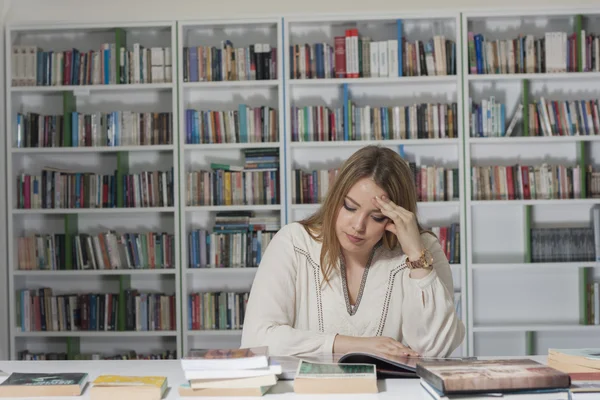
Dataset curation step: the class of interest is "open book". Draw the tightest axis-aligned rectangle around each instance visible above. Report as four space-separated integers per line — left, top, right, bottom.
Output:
337 352 477 379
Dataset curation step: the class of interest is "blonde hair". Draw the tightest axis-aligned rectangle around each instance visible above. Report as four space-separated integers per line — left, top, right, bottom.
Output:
298 145 427 284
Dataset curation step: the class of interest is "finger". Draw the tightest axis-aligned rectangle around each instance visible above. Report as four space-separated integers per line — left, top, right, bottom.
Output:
390 341 420 356
378 195 412 216
384 221 397 234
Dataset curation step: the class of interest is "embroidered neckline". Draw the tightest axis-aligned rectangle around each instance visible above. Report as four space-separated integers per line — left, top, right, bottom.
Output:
340 241 382 316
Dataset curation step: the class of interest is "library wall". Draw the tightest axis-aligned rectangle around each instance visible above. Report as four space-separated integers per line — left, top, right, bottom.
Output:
5 0 600 23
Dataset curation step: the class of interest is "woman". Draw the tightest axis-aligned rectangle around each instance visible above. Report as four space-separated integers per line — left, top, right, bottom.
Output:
240 145 464 358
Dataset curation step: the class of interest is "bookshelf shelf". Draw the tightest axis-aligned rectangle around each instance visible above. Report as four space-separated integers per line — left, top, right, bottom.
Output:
463 8 600 357
14 331 179 338
184 205 282 212
6 21 181 361
289 76 457 86
291 201 461 210
289 139 459 148
186 268 258 274
285 12 467 358
188 330 243 337
467 72 600 81
12 207 177 215
472 324 600 333
183 143 280 150
471 262 597 270
12 145 176 154
12 269 177 276
178 18 285 355
468 136 600 144
182 81 279 89
470 199 600 206
10 83 174 93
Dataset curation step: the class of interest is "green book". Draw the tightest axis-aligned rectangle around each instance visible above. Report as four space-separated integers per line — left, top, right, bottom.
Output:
296 360 375 378
294 360 378 394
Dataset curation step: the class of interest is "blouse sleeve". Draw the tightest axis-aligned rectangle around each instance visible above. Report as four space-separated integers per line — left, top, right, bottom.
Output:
400 232 465 357
240 224 337 357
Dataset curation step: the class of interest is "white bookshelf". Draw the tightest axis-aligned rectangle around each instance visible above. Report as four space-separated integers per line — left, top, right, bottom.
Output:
462 8 600 357
177 18 285 356
5 21 181 360
284 12 467 357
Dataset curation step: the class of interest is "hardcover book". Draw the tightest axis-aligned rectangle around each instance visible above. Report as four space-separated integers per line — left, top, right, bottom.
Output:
415 358 571 395
0 372 88 397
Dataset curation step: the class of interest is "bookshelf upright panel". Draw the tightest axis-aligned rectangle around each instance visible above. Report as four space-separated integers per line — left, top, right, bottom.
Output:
284 12 467 357
177 18 285 356
6 21 181 361
462 8 600 357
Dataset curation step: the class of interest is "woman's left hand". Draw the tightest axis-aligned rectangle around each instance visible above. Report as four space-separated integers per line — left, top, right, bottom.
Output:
373 195 423 260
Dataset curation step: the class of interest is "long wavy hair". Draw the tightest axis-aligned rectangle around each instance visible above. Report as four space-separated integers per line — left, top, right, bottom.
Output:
298 145 427 284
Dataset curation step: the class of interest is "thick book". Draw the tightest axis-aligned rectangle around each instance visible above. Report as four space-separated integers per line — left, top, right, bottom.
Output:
90 375 168 400
0 372 88 397
293 360 378 394
337 352 476 379
416 358 571 395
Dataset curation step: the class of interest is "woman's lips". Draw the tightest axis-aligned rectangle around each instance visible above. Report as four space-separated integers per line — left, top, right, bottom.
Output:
346 233 364 244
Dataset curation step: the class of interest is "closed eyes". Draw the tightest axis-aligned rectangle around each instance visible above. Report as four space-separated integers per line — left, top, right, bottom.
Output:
343 201 388 223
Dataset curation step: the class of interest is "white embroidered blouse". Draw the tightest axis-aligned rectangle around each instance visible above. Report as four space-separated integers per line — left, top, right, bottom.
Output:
240 222 465 357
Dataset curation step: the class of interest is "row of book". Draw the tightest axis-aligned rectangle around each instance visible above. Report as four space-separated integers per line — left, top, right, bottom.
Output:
468 32 577 75
525 98 600 137
530 227 597 263
188 228 277 269
16 96 600 148
16 111 173 148
470 164 600 201
186 148 280 206
429 223 461 265
17 231 175 271
291 165 459 204
290 102 459 142
184 106 278 144
188 291 249 331
17 288 176 332
468 31 600 75
470 97 600 138
182 43 276 82
18 350 177 360
186 169 279 207
16 168 175 209
289 24 455 79
11 44 173 87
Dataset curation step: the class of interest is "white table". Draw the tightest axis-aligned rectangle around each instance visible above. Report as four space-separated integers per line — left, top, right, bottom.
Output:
0 358 594 399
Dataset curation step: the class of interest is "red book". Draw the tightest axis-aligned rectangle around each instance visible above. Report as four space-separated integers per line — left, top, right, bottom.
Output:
334 36 346 78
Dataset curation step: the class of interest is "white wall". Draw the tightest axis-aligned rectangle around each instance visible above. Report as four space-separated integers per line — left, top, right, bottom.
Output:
5 0 600 23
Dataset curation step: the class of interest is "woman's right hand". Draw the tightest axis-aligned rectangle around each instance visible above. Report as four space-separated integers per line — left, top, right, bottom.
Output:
358 336 420 358
333 334 420 358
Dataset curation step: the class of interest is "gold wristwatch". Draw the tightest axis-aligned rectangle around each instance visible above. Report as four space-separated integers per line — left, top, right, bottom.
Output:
405 249 434 269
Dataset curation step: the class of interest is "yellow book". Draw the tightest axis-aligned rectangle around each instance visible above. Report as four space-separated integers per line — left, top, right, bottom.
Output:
91 375 167 400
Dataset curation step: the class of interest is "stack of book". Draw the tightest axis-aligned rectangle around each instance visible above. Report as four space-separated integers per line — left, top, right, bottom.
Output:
178 346 281 397
415 358 572 399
